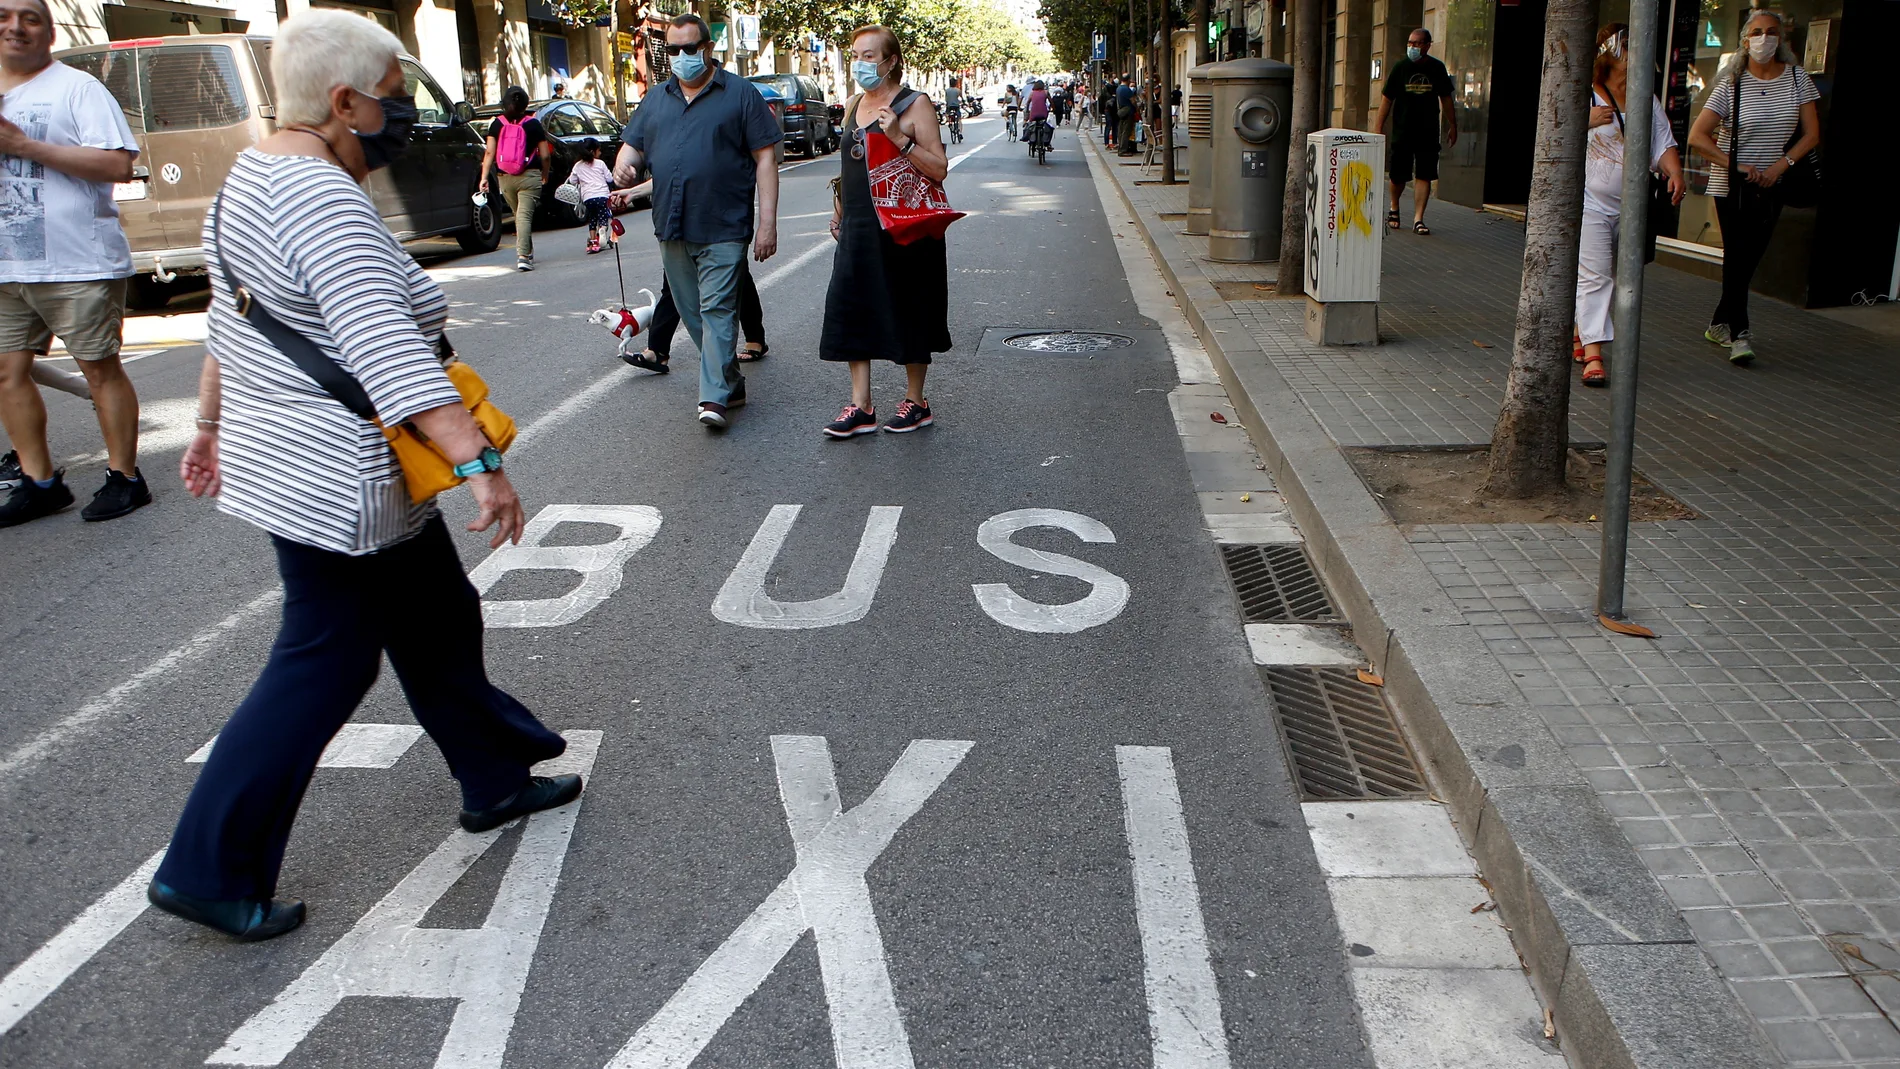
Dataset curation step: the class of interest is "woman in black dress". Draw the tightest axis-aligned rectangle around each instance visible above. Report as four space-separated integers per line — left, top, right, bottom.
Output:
819 25 951 438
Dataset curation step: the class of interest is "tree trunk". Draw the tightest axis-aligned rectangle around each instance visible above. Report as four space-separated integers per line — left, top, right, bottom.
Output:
1161 0 1176 182
1274 0 1323 294
1192 0 1208 66
1480 0 1595 497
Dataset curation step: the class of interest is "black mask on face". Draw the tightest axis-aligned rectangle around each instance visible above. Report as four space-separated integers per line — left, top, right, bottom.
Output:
358 94 419 171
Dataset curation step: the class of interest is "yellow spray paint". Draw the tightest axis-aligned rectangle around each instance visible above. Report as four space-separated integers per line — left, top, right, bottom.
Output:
1337 160 1376 238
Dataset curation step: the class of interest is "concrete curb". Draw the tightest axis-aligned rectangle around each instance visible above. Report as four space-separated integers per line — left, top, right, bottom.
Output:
1086 137 1780 1069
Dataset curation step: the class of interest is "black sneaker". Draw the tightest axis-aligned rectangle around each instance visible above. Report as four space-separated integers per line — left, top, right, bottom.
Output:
0 450 20 490
81 468 152 522
882 398 933 433
0 472 75 528
822 403 877 439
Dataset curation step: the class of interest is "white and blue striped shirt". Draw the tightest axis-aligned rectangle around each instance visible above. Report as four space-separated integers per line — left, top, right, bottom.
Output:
204 150 461 555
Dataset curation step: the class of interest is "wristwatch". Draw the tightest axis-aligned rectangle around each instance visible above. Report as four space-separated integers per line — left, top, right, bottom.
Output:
452 445 503 478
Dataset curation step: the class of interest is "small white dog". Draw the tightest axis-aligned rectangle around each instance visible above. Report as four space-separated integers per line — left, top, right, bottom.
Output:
588 288 657 362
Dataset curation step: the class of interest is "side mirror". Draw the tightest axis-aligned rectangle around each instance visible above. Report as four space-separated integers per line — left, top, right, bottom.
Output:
452 101 476 126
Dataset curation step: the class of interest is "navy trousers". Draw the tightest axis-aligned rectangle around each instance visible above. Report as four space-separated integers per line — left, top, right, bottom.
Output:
156 516 564 902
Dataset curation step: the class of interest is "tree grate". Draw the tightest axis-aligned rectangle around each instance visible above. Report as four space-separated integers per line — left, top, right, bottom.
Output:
1219 544 1337 623
1262 667 1427 800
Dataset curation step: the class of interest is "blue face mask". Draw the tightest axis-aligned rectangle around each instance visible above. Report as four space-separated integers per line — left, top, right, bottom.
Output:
672 50 707 83
1406 45 1423 61
852 60 885 91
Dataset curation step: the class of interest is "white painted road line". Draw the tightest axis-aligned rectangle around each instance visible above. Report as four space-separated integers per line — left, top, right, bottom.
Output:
0 849 163 1034
712 505 903 630
187 723 426 768
470 504 663 628
0 589 285 788
210 730 602 1067
946 129 1006 173
1244 623 1364 667
1116 746 1233 1069
609 735 972 1069
972 508 1129 634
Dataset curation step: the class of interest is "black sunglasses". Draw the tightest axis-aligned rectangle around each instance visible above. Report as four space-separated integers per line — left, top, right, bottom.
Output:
664 41 705 56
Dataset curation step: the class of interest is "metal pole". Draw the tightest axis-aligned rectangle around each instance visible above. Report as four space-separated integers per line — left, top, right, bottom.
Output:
1161 0 1176 183
1596 0 1658 636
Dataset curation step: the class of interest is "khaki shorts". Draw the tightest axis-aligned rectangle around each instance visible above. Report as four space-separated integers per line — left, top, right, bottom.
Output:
0 279 128 361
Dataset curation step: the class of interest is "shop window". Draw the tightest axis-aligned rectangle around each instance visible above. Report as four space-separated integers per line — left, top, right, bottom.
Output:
312 1 398 34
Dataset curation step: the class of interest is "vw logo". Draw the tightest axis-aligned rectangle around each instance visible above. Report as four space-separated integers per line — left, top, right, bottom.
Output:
160 163 182 185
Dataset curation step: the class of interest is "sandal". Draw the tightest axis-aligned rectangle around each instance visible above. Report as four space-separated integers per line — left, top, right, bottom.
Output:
1386 210 1401 230
1573 330 1586 364
737 341 770 363
1581 358 1607 387
1413 220 1432 235
623 348 670 374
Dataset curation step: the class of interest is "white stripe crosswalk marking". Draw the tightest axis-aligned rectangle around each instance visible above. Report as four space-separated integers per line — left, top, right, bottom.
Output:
209 730 603 1067
0 850 165 1035
186 723 425 768
1116 746 1233 1069
607 735 973 1069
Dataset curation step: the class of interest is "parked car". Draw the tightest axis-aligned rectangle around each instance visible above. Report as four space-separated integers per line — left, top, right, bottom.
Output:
745 73 835 157
56 34 501 297
472 97 643 225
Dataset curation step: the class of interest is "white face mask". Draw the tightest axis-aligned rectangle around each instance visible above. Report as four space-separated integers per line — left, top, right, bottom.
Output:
1747 34 1779 62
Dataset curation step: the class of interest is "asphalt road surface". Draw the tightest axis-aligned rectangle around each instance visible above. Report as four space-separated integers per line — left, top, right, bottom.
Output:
0 114 1374 1068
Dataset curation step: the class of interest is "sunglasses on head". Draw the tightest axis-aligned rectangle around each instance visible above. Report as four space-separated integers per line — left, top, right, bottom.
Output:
664 41 705 56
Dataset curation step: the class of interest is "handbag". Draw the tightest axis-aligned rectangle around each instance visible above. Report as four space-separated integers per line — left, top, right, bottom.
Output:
210 195 516 504
853 90 964 245
1606 90 1668 263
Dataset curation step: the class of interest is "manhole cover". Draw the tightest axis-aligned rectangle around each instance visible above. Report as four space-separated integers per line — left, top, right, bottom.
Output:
1003 331 1136 352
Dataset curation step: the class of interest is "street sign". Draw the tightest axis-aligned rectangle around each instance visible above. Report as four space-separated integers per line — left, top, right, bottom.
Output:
1092 32 1107 61
737 14 759 52
810 33 824 54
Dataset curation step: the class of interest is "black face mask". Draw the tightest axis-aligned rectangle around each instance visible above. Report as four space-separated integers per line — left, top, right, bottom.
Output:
358 94 419 171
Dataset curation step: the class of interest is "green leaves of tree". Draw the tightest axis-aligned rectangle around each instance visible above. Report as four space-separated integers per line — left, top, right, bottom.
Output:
764 0 1051 75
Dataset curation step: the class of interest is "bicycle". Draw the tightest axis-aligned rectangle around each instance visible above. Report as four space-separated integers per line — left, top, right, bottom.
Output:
1004 108 1018 141
947 111 964 144
1025 118 1049 164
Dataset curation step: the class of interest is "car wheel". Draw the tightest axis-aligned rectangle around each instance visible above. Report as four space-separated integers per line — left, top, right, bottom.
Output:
457 195 502 253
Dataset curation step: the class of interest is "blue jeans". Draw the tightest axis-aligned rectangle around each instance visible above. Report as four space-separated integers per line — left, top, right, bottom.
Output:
659 239 746 406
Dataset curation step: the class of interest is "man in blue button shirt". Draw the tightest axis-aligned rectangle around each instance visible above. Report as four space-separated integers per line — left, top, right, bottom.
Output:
614 13 781 429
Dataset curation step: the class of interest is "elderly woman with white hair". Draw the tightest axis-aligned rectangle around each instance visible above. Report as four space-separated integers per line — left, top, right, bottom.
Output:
1687 7 1820 366
147 9 581 942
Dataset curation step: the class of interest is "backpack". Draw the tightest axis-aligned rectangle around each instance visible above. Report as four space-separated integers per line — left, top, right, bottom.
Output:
496 115 532 175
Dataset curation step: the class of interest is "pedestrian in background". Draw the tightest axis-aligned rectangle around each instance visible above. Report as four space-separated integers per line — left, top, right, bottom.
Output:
1116 75 1138 156
1686 7 1819 366
1574 22 1685 388
1373 27 1456 234
1098 78 1117 146
151 10 578 943
479 86 552 272
613 13 780 430
628 266 769 372
566 137 613 254
819 24 950 439
0 0 147 529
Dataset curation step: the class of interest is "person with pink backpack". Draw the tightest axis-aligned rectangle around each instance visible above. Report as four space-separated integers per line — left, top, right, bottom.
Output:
477 86 551 271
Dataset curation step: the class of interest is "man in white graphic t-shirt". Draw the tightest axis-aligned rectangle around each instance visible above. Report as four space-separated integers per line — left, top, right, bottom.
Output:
0 0 145 528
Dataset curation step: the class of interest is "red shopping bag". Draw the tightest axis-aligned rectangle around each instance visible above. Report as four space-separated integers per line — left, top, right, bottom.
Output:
862 129 965 245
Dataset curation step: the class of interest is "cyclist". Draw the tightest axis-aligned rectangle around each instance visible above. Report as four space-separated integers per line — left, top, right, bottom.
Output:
1024 79 1051 153
942 76 964 143
1002 83 1021 140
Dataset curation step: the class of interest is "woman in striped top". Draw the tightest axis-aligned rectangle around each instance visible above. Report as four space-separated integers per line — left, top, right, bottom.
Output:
146 10 583 943
1687 8 1821 365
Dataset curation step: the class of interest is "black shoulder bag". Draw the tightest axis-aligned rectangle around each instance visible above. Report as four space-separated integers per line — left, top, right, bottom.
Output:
1606 88 1667 264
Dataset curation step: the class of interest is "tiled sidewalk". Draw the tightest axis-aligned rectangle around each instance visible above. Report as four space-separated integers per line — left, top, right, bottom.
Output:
1111 160 1900 1067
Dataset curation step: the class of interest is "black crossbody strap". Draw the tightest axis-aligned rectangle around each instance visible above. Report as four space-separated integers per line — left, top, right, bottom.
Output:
209 192 381 425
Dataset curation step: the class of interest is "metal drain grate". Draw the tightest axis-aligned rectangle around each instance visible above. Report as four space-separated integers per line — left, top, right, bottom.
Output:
1220 544 1337 622
1003 331 1136 353
1263 667 1427 800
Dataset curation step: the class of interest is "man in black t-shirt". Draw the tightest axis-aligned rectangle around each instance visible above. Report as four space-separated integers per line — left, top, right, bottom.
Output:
1373 28 1457 234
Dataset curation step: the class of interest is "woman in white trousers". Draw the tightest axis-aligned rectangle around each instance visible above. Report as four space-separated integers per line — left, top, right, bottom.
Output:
1576 22 1685 387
